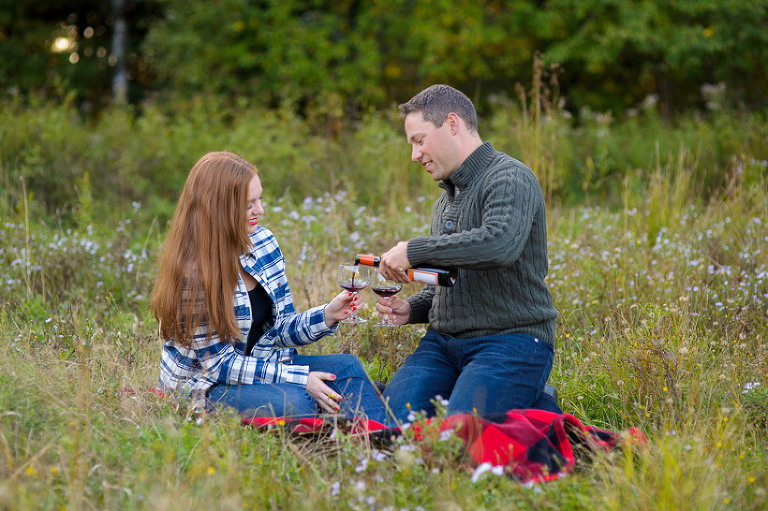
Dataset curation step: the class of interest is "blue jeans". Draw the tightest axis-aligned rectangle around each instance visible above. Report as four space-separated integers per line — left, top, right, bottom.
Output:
207 354 393 425
382 329 561 422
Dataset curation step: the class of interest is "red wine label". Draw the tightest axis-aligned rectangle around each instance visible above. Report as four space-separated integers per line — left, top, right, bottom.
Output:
357 254 379 266
408 268 439 286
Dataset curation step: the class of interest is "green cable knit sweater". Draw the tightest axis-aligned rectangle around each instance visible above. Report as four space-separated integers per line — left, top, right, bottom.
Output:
406 142 558 344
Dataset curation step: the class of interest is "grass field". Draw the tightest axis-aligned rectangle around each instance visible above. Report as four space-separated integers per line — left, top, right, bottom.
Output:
1 107 766 509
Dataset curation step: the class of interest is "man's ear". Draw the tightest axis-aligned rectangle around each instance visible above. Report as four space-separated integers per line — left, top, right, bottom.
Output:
446 112 460 135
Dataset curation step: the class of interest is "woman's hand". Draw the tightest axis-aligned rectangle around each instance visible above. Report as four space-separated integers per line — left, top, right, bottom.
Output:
306 371 342 414
374 294 411 326
324 290 364 327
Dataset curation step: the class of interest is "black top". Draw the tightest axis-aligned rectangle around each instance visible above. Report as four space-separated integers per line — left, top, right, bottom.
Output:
245 283 272 356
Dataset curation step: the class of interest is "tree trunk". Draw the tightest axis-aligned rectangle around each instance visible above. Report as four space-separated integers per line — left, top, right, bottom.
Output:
111 0 128 104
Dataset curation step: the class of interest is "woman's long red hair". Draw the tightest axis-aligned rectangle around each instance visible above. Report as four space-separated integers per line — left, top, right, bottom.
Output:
151 152 257 346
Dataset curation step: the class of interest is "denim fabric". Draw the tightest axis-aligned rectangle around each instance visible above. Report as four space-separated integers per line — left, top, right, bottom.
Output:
382 328 561 422
207 354 393 425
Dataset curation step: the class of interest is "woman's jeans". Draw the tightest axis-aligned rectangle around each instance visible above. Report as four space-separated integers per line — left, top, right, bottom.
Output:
382 329 561 423
207 354 393 426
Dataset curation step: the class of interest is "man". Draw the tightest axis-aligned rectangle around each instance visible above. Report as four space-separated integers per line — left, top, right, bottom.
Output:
376 84 561 422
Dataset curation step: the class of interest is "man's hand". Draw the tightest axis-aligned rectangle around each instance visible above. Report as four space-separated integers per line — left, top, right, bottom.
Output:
374 294 411 326
379 241 411 282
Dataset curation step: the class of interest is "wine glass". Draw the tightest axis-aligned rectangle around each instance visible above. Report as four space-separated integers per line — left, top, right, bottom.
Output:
371 271 403 327
337 263 370 324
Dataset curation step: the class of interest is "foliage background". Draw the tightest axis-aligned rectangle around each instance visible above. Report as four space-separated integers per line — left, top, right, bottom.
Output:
2 0 767 116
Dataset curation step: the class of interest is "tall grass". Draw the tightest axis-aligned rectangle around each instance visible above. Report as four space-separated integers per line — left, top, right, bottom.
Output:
2 77 766 226
1 142 766 508
1 82 767 508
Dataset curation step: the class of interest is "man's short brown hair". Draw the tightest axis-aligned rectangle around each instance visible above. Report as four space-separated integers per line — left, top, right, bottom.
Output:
398 84 478 133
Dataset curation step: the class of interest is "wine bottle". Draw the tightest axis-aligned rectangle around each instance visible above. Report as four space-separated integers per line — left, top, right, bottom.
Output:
355 253 457 287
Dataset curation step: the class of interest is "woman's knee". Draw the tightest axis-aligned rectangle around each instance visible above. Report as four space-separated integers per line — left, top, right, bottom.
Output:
324 354 366 377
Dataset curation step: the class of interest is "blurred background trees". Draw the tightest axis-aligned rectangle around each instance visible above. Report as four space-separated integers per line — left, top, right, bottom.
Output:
2 0 766 118
1 0 766 222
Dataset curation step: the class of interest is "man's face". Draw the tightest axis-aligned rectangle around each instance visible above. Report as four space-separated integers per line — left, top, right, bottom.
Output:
404 111 459 182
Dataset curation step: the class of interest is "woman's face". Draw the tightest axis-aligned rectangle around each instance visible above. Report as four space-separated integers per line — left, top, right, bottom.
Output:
246 174 264 234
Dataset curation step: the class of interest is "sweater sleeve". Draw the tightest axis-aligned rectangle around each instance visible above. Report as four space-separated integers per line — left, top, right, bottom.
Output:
407 164 540 270
406 286 435 324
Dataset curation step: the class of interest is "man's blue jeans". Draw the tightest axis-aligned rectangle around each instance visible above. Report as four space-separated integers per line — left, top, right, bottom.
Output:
382 328 561 422
207 354 393 425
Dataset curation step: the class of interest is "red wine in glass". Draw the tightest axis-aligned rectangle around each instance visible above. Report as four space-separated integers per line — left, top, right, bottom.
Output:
371 272 402 326
372 286 401 298
337 263 370 324
340 284 367 293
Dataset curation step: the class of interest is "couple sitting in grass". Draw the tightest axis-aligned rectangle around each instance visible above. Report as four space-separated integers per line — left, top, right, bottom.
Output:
150 85 561 426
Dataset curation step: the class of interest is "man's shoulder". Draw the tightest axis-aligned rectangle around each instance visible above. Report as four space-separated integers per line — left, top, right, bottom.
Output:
484 151 537 183
479 152 544 200
488 149 532 173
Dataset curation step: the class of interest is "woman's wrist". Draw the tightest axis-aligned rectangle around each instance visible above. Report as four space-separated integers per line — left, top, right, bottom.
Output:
323 304 337 328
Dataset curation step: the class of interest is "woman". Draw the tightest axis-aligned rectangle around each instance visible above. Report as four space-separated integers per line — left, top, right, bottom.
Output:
151 151 390 424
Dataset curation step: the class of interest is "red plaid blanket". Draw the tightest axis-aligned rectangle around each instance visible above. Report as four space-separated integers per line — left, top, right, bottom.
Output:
242 409 647 484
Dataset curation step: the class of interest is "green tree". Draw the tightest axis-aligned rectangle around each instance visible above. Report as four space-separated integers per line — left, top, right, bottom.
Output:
540 0 768 114
4 0 767 117
143 0 384 123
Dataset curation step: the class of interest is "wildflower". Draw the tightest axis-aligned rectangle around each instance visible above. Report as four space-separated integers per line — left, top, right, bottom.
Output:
439 429 454 441
355 458 368 473
331 481 341 497
471 462 505 483
371 450 387 462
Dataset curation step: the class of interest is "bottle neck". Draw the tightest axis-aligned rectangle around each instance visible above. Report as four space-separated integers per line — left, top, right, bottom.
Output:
355 254 380 267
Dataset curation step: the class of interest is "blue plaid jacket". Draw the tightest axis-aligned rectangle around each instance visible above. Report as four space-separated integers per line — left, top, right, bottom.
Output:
158 226 336 398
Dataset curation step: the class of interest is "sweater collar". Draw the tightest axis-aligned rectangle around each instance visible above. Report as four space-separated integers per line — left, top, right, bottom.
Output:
439 141 495 192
